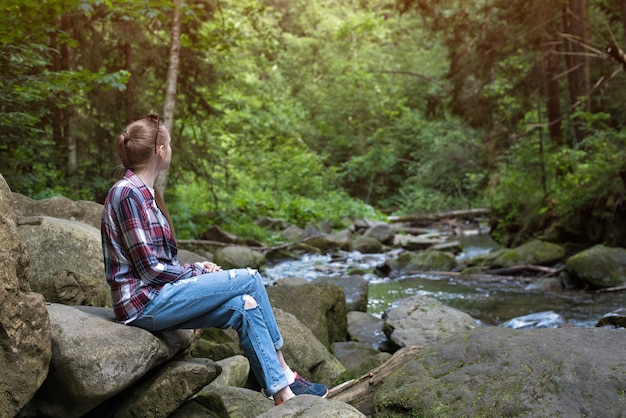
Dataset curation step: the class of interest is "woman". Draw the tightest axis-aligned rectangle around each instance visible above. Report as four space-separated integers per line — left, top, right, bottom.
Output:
100 114 327 405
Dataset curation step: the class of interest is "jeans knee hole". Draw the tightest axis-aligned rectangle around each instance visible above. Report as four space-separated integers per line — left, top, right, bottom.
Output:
243 294 257 310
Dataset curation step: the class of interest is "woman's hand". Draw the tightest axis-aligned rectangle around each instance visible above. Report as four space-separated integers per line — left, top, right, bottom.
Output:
200 261 222 272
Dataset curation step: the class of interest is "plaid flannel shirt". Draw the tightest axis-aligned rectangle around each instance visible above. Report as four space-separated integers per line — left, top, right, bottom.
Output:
101 169 204 323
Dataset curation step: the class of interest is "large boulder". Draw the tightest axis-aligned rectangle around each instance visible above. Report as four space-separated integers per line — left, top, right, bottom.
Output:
28 304 194 417
0 175 51 418
267 282 348 349
213 245 266 270
12 193 103 229
373 327 626 417
258 394 366 417
487 239 565 268
274 308 345 386
382 295 478 349
565 244 626 289
17 215 110 307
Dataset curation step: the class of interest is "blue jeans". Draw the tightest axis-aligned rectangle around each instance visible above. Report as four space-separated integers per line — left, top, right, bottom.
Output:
129 268 289 396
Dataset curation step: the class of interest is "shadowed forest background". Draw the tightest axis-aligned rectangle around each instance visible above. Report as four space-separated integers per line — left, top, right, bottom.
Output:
2 0 626 246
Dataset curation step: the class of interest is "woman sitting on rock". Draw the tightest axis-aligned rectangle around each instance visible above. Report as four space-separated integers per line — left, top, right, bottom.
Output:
100 114 327 405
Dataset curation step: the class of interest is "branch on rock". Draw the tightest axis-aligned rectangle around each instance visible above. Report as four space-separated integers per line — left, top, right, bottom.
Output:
327 345 423 416
485 264 565 277
596 285 626 293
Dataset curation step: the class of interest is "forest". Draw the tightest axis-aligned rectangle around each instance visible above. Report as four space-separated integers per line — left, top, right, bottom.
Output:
2 0 626 245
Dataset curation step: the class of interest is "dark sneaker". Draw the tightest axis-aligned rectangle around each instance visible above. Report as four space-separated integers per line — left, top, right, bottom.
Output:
289 372 328 398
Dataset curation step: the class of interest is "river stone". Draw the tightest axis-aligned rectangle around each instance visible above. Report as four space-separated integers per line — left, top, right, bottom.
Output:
394 250 458 273
565 244 626 289
12 192 103 229
313 274 369 312
373 327 626 417
0 175 52 418
488 239 565 268
306 229 353 253
274 308 345 386
363 221 395 244
596 308 626 328
213 245 266 269
352 234 384 253
211 355 250 387
193 384 273 417
106 358 221 418
30 304 193 418
347 311 390 351
382 295 478 348
16 215 111 307
258 394 366 418
267 282 348 349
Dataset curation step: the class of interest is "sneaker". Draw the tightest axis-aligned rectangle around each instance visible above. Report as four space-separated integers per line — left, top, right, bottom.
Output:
289 372 328 398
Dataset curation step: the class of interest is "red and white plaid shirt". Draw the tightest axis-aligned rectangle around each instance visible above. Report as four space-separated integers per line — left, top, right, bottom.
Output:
101 169 204 323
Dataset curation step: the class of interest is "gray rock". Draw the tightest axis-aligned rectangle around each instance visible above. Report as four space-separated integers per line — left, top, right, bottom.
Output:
566 244 626 289
258 394 366 417
352 234 383 254
306 229 352 253
0 176 51 418
387 250 457 274
12 192 103 229
281 224 304 241
596 308 626 328
274 308 345 386
267 282 348 349
211 355 250 387
347 311 389 351
17 215 111 307
110 358 221 418
193 384 273 417
374 327 626 417
331 341 383 370
213 245 266 269
489 239 565 268
363 221 395 244
382 295 478 348
314 275 369 313
29 304 193 418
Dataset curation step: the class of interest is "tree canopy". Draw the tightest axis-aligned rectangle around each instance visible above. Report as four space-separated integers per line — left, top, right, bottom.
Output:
2 0 626 244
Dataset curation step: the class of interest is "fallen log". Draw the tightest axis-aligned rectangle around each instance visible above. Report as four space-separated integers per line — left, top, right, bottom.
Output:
327 345 423 416
387 208 490 223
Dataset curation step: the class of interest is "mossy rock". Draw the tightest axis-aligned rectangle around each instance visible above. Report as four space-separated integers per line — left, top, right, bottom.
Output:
489 240 564 268
395 250 457 272
565 244 626 289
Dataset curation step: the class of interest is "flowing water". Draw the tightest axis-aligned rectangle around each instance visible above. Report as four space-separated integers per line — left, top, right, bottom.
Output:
263 234 626 328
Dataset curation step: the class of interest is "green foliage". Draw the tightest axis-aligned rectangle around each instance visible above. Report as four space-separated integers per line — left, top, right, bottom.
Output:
3 0 626 247
489 112 626 243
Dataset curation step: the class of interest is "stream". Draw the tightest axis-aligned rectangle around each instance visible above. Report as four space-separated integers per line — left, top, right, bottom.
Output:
262 233 626 328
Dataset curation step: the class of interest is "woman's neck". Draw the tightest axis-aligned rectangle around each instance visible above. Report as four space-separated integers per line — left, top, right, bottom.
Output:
133 166 160 189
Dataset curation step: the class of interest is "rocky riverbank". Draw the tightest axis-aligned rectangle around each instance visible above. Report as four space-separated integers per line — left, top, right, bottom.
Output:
2 173 626 417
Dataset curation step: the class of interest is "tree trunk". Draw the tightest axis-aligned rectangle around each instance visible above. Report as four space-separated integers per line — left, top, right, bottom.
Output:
124 20 133 122
541 1 563 146
155 0 181 197
566 0 590 144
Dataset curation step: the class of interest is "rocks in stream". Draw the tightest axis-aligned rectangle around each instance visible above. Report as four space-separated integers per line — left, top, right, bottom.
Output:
3 177 626 417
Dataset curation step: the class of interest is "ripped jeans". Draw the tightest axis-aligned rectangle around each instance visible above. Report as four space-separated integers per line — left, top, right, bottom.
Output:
129 268 289 396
